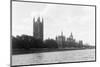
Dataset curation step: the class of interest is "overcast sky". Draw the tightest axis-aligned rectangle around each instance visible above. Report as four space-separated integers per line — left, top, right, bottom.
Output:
12 1 95 45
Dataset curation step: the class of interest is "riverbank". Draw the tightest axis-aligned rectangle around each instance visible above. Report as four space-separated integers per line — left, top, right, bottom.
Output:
12 47 95 55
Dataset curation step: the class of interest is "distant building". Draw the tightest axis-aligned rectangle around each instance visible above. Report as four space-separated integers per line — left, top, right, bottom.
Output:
56 32 66 48
33 17 43 40
79 40 83 46
67 32 75 43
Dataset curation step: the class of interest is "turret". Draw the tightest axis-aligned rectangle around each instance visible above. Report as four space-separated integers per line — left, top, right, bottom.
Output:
37 17 40 22
61 32 63 36
70 32 73 39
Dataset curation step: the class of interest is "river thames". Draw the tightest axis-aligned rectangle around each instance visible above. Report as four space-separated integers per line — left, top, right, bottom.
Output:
12 49 95 66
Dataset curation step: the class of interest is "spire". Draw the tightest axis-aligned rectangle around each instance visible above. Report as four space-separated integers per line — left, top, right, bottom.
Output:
37 17 40 22
61 32 63 36
33 17 35 23
70 32 73 39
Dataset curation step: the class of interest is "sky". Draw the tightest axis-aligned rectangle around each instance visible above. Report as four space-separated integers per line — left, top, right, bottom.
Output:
12 1 95 45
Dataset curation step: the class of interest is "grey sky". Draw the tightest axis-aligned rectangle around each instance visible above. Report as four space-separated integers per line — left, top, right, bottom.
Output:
12 1 95 45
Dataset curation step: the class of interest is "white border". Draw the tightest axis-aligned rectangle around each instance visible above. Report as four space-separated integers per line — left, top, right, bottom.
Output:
0 0 100 67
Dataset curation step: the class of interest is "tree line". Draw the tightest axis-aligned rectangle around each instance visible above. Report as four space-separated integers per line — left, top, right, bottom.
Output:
12 35 58 50
12 35 95 50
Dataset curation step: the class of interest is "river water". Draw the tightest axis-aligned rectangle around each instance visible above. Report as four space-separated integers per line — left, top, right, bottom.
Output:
12 49 95 66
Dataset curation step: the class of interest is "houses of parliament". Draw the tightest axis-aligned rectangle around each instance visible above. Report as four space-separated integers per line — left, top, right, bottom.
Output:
33 17 83 48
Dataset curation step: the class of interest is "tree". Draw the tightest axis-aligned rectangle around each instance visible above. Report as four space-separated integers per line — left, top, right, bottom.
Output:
44 39 58 48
